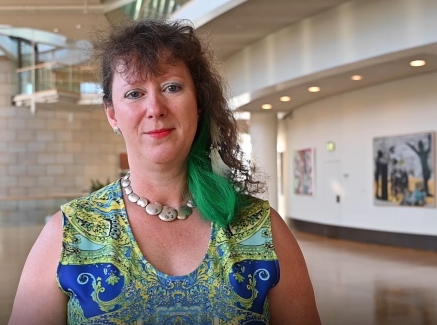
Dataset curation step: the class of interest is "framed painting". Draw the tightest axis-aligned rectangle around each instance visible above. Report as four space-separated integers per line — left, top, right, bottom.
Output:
294 148 314 195
373 132 435 207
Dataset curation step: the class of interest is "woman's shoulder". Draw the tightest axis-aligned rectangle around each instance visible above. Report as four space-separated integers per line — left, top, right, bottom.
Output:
214 195 278 274
59 180 130 247
61 180 122 216
234 195 270 224
224 195 273 241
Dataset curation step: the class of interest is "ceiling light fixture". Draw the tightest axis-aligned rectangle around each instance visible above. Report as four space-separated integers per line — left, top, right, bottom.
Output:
76 24 82 29
410 60 426 67
53 28 59 33
351 75 362 81
262 104 272 110
280 96 291 102
308 86 320 93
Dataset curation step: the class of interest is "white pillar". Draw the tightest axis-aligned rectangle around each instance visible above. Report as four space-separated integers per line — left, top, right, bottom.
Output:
249 113 278 210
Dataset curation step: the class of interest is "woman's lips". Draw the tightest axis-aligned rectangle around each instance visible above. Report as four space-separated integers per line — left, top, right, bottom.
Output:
146 128 173 139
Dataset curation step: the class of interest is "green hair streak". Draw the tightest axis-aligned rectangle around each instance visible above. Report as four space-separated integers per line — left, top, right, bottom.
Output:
187 118 247 227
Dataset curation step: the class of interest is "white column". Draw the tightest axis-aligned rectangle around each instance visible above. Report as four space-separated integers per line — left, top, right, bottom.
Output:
249 113 278 210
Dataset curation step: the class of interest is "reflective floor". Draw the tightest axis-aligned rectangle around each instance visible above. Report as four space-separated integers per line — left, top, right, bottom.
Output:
1 223 436 324
298 232 437 325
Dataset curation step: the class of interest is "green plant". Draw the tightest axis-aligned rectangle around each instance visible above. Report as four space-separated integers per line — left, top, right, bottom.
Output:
90 178 111 192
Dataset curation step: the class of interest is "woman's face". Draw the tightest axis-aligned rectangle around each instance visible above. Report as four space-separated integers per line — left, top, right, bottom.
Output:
106 60 198 168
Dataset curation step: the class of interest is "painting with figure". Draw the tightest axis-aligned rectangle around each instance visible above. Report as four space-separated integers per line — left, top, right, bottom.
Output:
373 132 435 207
294 148 314 195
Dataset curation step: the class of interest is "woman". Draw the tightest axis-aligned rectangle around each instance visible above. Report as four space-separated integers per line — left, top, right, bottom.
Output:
9 19 320 324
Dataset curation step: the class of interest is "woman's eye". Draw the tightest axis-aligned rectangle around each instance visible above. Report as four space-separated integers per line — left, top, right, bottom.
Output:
125 91 142 99
165 84 181 93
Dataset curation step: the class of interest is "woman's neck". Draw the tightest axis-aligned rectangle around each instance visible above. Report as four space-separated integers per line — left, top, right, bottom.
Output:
125 161 189 206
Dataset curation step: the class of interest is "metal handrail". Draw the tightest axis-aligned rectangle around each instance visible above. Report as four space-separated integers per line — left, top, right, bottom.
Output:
16 63 99 95
16 61 61 73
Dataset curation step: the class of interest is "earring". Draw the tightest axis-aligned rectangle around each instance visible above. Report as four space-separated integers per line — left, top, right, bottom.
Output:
113 126 122 136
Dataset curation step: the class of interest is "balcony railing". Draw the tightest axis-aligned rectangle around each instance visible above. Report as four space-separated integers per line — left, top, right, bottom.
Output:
9 0 193 112
13 62 102 110
16 62 100 95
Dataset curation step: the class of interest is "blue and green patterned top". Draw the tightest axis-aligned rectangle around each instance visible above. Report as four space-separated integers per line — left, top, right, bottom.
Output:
57 181 280 324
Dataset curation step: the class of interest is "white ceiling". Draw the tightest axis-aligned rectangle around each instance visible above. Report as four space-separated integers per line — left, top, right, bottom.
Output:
0 0 353 52
192 0 437 114
2 0 437 114
196 0 354 61
238 50 437 114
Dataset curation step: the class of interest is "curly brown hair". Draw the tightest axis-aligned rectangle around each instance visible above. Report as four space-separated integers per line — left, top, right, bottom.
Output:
93 18 264 204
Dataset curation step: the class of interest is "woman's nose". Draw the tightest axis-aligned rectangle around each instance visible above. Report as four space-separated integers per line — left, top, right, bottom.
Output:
146 93 168 119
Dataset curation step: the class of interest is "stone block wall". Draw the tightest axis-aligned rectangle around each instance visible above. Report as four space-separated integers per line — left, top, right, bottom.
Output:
0 108 126 197
0 56 128 225
0 57 126 198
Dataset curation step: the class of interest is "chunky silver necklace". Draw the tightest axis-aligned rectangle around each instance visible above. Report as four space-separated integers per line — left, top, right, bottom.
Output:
121 172 194 222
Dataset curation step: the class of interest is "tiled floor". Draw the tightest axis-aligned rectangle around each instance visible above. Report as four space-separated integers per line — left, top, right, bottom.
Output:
296 231 437 325
1 223 436 324
0 224 44 324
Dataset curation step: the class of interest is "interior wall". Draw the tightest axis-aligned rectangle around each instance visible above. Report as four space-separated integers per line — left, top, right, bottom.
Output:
0 57 126 198
249 112 278 209
277 118 287 218
286 71 437 236
224 0 437 105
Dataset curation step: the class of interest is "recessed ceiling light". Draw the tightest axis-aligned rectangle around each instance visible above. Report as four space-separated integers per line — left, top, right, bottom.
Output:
308 86 320 93
410 60 426 67
280 96 291 102
262 104 272 110
76 24 82 29
53 28 59 33
351 75 362 81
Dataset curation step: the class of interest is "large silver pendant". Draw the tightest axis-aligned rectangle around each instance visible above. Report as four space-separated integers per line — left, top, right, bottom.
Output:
146 202 163 215
121 178 131 188
177 206 192 220
128 192 140 203
136 198 148 208
124 185 133 195
159 206 178 221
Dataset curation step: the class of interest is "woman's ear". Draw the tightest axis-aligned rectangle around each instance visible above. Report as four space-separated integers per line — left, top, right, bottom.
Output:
104 102 117 128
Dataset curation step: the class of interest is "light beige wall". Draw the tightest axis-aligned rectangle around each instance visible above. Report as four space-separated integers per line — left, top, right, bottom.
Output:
286 71 437 236
0 57 126 198
224 0 437 107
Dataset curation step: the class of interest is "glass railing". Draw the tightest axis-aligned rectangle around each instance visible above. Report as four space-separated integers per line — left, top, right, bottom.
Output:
16 62 100 96
11 0 191 100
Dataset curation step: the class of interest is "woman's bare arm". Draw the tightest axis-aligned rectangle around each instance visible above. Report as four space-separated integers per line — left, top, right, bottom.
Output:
8 211 68 325
268 208 321 325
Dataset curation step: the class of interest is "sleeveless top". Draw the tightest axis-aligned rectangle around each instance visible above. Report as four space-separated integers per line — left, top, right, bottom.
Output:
57 181 280 325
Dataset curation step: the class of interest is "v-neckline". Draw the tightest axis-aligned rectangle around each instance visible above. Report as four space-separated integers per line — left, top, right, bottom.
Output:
116 179 216 279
